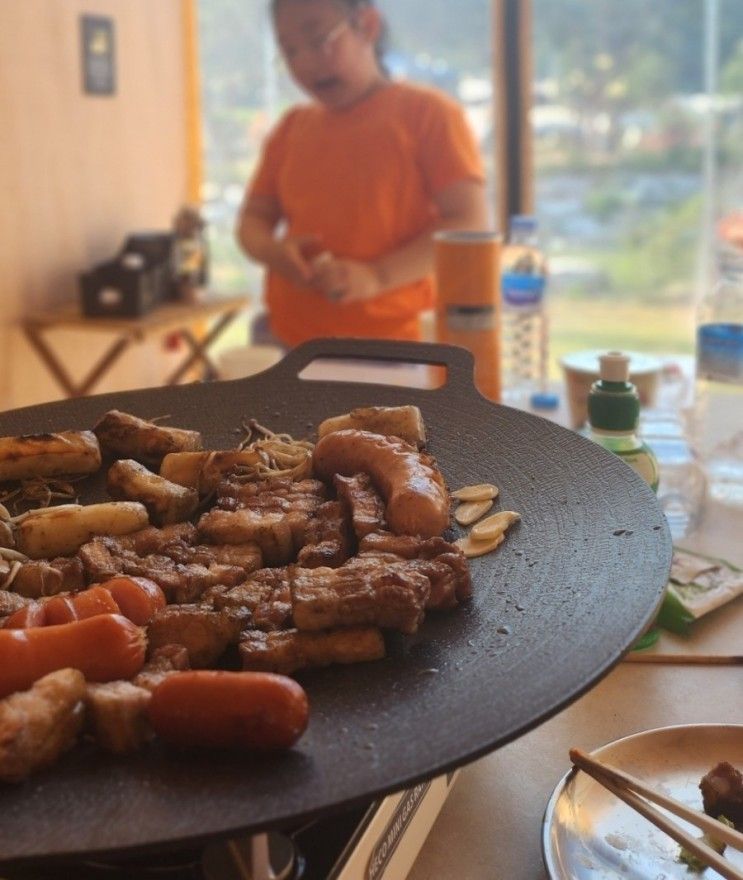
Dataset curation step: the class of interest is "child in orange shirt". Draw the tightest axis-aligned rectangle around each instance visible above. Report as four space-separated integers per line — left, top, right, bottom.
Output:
237 0 489 347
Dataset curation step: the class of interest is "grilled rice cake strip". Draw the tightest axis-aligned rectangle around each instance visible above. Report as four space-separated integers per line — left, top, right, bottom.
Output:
297 501 353 569
291 561 430 635
147 605 243 668
334 473 387 540
209 567 292 631
85 681 152 755
240 626 385 675
106 459 199 527
0 669 86 783
93 410 202 465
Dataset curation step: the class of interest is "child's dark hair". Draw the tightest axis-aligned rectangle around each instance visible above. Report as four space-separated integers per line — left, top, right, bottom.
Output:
271 0 389 72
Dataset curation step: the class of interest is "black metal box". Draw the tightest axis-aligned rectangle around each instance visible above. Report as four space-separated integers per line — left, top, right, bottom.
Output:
79 233 175 318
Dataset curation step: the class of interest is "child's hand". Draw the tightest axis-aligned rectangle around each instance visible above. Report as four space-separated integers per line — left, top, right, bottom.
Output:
311 256 383 304
269 234 321 287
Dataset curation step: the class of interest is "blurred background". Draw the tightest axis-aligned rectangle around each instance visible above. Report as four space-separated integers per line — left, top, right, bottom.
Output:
200 0 743 365
1 0 741 408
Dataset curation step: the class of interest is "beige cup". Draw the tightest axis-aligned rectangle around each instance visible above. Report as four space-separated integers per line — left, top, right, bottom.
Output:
216 345 282 379
433 231 502 401
560 350 662 429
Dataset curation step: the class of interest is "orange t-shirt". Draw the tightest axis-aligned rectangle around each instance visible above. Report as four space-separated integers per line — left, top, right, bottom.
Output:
247 81 484 346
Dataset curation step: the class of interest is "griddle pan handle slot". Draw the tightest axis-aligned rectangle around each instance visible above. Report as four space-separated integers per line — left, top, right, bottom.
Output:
268 338 476 391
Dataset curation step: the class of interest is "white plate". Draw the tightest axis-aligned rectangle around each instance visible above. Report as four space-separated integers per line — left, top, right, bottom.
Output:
542 724 743 879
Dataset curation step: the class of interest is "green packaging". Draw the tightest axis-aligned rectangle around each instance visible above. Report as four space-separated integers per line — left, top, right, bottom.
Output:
656 548 743 634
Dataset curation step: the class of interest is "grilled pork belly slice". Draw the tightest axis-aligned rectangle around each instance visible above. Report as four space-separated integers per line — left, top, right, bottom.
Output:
11 556 85 599
85 681 152 754
297 501 352 569
133 644 191 692
334 473 387 539
189 544 263 570
79 530 262 603
359 532 472 603
209 567 292 631
402 559 459 610
78 538 121 584
124 522 198 555
292 561 430 635
217 476 327 551
700 762 743 829
147 605 243 667
218 477 326 511
0 668 85 783
79 540 237 605
198 508 294 567
240 626 385 675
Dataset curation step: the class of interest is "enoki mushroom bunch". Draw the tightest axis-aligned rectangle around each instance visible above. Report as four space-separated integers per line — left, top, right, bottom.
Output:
236 420 314 481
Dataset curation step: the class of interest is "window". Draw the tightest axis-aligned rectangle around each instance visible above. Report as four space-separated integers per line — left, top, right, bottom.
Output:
198 0 743 369
532 0 743 365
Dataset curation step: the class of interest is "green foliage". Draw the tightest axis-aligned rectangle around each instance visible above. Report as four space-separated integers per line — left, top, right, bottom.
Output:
597 195 702 304
721 38 743 93
584 189 624 221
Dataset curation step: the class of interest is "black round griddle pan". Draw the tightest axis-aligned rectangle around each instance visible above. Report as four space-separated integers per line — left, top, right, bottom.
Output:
0 338 671 867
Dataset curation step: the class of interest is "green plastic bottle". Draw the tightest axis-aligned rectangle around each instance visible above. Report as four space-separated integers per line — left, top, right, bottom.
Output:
588 351 660 650
587 351 659 492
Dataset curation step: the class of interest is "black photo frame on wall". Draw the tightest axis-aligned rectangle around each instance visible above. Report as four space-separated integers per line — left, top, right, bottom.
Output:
80 15 116 96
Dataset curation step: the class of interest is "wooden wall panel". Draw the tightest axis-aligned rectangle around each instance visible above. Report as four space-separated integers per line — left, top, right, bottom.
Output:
0 0 189 409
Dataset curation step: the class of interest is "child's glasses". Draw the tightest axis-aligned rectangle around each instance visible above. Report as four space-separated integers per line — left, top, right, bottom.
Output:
281 19 349 63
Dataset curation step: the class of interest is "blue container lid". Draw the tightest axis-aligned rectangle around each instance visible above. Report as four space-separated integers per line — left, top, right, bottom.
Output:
530 390 559 410
509 214 538 233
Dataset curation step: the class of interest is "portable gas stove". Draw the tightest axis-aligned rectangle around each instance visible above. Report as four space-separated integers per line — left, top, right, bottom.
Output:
2 773 457 880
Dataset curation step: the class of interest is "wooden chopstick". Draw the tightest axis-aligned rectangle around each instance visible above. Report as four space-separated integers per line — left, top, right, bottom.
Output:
623 653 743 666
570 748 743 880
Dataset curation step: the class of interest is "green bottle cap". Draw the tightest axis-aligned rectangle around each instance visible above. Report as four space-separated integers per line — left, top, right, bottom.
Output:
587 352 640 431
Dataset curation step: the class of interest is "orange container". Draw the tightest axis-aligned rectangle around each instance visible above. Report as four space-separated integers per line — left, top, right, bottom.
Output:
434 231 502 401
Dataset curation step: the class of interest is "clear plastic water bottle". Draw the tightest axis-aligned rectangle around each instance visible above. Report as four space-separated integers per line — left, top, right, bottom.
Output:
640 412 706 539
500 216 556 411
692 244 743 507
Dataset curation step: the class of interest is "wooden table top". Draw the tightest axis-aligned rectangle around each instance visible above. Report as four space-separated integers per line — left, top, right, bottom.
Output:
23 294 251 337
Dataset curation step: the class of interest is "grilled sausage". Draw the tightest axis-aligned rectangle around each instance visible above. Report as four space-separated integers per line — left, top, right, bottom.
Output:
0 614 147 698
147 670 308 750
312 430 450 538
101 576 166 626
